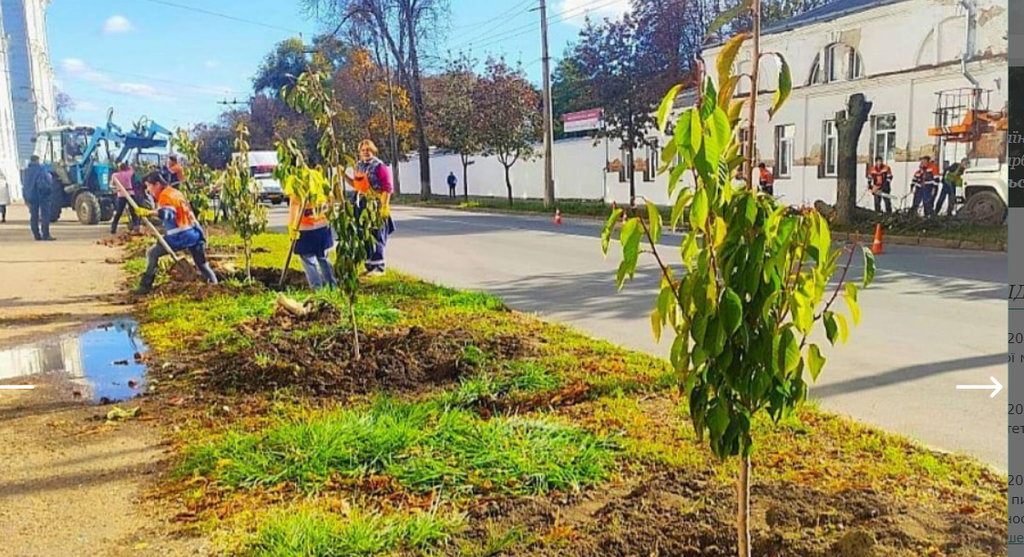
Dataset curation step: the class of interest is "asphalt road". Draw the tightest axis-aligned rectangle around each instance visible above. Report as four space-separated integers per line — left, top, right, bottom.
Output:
268 205 1008 469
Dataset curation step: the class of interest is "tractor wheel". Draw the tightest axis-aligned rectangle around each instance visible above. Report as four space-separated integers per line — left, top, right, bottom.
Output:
75 192 101 225
100 199 115 222
48 194 63 222
962 190 1007 225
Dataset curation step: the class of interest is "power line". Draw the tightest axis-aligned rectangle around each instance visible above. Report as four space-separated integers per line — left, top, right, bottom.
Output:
450 0 624 53
136 0 302 35
450 0 535 31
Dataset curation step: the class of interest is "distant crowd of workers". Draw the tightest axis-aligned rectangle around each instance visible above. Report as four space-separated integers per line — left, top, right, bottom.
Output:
755 155 967 216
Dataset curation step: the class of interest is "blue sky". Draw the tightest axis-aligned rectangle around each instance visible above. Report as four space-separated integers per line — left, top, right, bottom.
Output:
49 0 630 130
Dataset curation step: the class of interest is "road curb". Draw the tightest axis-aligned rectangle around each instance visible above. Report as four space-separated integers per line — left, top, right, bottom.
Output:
407 204 1006 253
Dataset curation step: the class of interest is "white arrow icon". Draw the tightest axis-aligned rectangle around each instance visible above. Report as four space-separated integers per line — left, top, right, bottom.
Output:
956 376 1003 398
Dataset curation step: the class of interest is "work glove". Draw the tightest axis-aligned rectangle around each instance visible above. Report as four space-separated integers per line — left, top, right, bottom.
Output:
287 224 300 241
136 207 153 218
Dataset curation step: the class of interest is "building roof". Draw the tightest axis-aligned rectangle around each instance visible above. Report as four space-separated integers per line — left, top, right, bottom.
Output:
761 0 914 36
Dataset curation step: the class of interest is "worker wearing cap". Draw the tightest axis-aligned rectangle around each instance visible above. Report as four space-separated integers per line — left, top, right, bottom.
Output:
866 157 893 214
134 171 217 294
911 155 939 217
757 162 775 196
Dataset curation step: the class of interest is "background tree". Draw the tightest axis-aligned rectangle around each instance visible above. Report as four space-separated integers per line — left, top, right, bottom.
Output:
171 129 213 222
253 35 347 98
550 55 591 139
55 90 75 125
475 58 540 207
223 123 269 281
605 4 872 554
429 53 480 199
573 15 662 203
833 94 872 225
192 121 236 169
304 0 449 200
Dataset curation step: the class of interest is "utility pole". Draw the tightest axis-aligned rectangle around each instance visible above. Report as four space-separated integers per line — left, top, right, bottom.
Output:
538 0 555 207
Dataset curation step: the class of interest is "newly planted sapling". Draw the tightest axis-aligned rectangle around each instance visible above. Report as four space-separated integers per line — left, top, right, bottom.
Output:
602 8 874 556
171 129 213 223
223 123 269 282
283 65 384 359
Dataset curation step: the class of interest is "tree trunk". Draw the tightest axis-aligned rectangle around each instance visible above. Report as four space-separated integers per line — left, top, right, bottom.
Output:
834 93 873 225
405 17 431 200
348 297 360 360
244 241 252 283
628 141 636 205
737 454 751 557
744 0 761 189
461 155 469 201
504 165 513 207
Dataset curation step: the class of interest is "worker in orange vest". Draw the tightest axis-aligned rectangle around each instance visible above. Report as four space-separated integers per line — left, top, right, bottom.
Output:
134 172 217 294
911 155 939 217
866 156 893 214
757 163 775 196
287 194 337 290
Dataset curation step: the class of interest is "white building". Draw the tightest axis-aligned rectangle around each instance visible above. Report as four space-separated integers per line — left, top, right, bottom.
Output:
0 3 19 198
404 0 1007 208
1 0 57 200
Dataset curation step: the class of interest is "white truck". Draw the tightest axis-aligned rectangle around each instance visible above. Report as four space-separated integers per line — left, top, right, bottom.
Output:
232 151 285 205
960 163 1008 225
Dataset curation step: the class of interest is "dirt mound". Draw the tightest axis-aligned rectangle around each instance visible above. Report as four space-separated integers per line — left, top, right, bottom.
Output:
459 470 1006 557
202 304 528 396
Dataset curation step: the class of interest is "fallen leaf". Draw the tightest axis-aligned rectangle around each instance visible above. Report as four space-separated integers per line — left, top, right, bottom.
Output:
106 406 141 421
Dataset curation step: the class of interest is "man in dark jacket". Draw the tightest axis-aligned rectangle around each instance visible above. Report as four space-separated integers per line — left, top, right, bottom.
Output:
22 155 56 241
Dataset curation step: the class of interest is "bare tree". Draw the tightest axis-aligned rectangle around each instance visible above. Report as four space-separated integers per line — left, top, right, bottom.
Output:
304 0 449 200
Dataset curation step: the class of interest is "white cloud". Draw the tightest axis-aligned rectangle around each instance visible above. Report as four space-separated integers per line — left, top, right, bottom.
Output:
204 60 221 70
60 57 173 102
556 0 631 26
103 15 134 35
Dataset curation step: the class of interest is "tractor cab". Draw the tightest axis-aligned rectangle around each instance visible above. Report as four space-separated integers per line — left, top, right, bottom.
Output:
35 125 117 224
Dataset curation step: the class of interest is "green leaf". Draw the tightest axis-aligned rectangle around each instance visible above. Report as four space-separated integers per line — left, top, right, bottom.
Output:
690 189 709 231
708 402 729 440
703 107 732 171
845 293 861 326
646 199 663 244
705 0 753 39
862 246 876 288
778 328 800 375
601 209 623 254
668 161 688 196
823 311 839 345
680 232 699 267
722 288 743 335
616 260 631 291
835 312 850 344
844 282 858 303
768 53 792 119
807 344 826 381
744 194 757 226
671 190 693 229
660 140 678 173
674 109 699 165
657 84 684 133
717 33 749 91
700 78 718 121
814 213 831 264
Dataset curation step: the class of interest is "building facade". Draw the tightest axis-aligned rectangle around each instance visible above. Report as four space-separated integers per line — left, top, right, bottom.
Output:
405 0 1007 209
0 3 20 197
1 0 57 199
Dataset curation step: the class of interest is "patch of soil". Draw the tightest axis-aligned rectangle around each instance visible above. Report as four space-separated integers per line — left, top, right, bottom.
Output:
456 470 1007 557
190 303 531 397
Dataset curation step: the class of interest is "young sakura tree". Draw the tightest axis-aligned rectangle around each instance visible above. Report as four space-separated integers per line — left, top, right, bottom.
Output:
223 123 269 282
603 2 875 555
283 63 384 360
171 129 213 223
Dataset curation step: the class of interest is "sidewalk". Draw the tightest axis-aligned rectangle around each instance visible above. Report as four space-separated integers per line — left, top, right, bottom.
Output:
0 203 127 347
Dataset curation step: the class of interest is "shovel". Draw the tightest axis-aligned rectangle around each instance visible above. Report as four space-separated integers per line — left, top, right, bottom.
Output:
112 176 200 282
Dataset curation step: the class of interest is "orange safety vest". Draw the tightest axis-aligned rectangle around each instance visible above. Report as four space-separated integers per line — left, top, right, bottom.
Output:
157 187 198 234
289 196 329 231
352 168 372 194
758 167 774 186
867 164 892 188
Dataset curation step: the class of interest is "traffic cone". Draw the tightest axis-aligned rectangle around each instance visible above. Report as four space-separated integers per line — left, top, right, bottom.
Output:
871 223 884 255
554 209 562 225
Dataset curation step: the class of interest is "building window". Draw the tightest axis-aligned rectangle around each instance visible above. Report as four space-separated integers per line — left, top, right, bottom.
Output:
871 114 897 164
774 124 794 178
825 44 841 83
618 147 632 183
644 140 658 182
847 48 863 80
823 120 838 176
811 44 864 85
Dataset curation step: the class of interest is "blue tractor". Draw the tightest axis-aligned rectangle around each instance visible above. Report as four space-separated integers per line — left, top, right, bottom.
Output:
34 109 171 225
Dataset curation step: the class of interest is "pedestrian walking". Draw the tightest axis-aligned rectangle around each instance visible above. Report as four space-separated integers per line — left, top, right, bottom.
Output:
287 193 337 290
133 172 217 295
757 162 775 196
22 155 55 241
110 162 141 235
866 157 893 214
344 139 395 276
935 158 967 216
447 171 457 199
0 169 10 223
911 155 939 217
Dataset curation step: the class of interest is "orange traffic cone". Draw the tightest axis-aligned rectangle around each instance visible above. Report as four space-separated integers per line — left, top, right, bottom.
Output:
554 209 562 225
871 223 884 255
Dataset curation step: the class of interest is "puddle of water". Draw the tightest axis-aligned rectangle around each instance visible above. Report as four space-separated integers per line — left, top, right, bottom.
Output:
0 318 149 404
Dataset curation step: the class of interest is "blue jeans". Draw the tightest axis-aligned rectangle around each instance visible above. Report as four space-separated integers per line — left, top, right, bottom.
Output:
141 241 217 287
912 185 935 217
28 197 51 239
934 182 957 216
299 252 337 289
